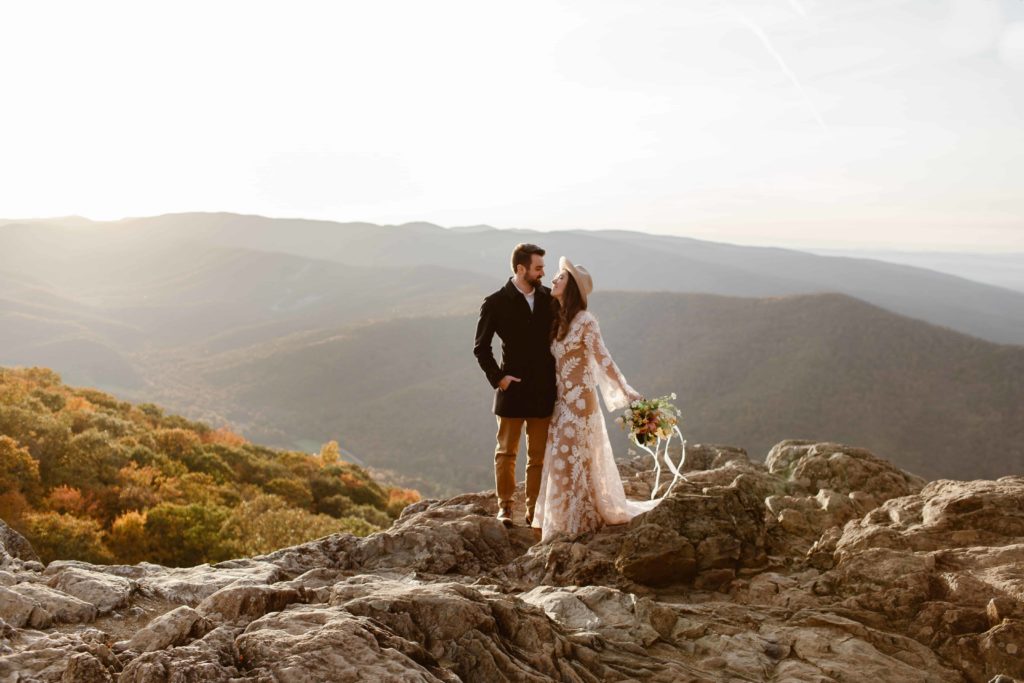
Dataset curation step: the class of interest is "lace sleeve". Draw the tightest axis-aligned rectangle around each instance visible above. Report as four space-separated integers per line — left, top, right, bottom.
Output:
581 314 640 412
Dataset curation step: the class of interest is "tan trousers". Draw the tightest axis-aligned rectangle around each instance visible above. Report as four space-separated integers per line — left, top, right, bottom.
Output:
494 415 551 518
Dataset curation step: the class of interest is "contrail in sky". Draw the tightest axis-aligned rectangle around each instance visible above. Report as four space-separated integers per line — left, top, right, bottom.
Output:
723 2 830 135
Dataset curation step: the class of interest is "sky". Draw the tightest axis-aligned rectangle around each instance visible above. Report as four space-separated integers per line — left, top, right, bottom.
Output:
1 0 1022 251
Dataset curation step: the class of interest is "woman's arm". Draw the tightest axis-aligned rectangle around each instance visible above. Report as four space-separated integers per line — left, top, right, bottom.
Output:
581 314 642 411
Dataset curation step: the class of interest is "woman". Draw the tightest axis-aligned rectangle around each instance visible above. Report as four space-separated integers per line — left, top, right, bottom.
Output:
531 257 660 542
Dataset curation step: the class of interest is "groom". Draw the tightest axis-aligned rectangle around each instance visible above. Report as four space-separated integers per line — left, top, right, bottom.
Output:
473 243 557 528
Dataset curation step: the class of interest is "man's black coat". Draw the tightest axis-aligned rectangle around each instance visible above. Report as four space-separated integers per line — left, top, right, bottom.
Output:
473 279 557 418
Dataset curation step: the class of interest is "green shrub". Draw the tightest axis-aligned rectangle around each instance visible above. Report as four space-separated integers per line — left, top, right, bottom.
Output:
219 494 380 557
144 502 232 566
349 504 392 528
22 511 113 564
264 477 314 509
316 493 354 517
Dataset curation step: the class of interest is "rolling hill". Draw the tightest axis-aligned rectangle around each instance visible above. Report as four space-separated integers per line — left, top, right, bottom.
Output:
811 248 1024 294
4 213 1024 345
0 365 417 566
2 213 1021 495
166 291 1024 495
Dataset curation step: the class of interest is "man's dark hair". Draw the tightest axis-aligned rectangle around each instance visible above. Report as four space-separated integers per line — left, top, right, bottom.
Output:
511 243 545 274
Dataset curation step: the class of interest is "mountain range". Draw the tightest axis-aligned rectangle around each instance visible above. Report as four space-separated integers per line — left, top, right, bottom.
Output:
6 212 1024 344
190 290 1024 494
1 212 1021 494
810 248 1024 294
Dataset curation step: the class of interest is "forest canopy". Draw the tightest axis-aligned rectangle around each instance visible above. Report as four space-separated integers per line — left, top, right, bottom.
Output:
0 366 419 566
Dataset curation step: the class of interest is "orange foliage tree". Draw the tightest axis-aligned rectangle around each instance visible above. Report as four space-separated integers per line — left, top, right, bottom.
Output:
385 487 422 517
0 366 398 566
201 426 247 447
108 510 148 564
153 428 201 459
45 485 91 515
21 511 112 564
0 436 41 502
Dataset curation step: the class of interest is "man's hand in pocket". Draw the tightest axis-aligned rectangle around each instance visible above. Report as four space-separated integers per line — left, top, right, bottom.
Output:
498 376 521 391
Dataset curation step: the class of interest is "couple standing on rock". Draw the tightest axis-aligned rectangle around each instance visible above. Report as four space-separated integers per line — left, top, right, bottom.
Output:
474 243 659 542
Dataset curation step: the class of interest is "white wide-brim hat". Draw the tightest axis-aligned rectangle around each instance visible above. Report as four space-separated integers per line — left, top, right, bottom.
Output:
559 256 593 305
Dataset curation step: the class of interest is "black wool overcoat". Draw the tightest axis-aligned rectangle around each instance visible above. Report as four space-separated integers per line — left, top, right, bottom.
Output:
473 279 557 418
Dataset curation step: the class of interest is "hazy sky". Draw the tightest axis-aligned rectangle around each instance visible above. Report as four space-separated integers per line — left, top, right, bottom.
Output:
1 0 1022 250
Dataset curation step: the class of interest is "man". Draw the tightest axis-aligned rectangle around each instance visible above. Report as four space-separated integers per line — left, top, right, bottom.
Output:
473 243 557 528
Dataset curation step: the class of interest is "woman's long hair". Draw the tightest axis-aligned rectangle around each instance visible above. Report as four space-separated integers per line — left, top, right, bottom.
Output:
550 273 587 342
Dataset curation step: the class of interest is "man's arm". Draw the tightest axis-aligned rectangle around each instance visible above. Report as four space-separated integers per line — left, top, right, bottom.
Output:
473 298 503 388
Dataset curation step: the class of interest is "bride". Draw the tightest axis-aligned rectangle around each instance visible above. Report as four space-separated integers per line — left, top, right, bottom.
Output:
531 257 660 542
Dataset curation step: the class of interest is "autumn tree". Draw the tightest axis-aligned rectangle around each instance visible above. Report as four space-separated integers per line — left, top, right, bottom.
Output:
0 365 401 566
219 494 378 558
144 502 232 566
316 494 354 517
116 462 163 512
152 428 201 459
21 511 112 564
53 428 127 490
45 486 91 515
385 487 421 518
107 510 148 564
319 440 341 466
263 477 314 509
201 426 247 447
0 435 42 502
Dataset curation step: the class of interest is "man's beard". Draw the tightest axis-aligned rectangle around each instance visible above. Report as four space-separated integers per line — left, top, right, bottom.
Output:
525 274 543 289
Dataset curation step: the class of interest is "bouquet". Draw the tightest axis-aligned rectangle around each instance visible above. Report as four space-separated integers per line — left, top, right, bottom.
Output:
616 393 685 500
616 393 680 447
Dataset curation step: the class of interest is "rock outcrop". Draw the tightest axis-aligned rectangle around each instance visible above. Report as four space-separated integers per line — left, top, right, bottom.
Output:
1 440 1021 682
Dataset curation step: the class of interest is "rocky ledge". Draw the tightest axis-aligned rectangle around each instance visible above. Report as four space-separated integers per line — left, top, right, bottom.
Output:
1 440 1022 682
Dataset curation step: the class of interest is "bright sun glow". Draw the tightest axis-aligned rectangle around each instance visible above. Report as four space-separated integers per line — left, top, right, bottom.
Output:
1 0 1022 250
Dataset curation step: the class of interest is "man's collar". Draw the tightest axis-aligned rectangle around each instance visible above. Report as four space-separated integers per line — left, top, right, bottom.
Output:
504 278 549 302
509 277 535 297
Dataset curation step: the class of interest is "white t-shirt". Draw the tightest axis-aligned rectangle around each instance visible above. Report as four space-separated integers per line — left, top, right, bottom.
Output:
512 279 535 312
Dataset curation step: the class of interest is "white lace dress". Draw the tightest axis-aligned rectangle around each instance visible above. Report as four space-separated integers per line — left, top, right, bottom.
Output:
531 310 659 542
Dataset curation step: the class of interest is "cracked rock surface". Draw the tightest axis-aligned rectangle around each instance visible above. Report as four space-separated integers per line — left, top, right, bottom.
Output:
1 440 1022 682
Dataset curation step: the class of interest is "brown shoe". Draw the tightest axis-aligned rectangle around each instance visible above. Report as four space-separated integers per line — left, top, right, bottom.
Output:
525 511 534 527
497 506 514 528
